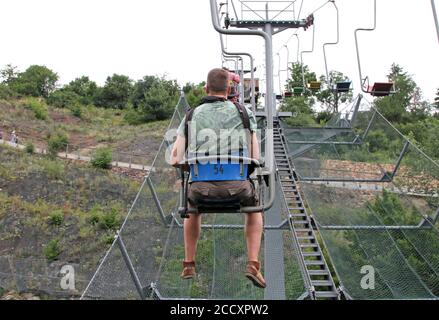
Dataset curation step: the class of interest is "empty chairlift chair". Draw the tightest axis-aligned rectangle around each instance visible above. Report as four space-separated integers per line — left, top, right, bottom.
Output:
334 81 352 93
367 81 395 97
308 81 322 92
293 87 305 96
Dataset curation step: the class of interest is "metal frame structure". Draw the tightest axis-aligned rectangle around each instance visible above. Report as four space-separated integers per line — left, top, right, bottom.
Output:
300 22 316 92
217 11 257 111
81 2 439 302
432 0 439 43
284 103 439 231
322 0 339 86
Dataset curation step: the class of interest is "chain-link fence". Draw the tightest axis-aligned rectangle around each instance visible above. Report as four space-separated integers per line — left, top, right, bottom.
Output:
282 95 439 299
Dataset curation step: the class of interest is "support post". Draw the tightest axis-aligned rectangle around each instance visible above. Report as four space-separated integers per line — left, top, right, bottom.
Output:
116 234 145 300
389 140 410 179
146 176 169 226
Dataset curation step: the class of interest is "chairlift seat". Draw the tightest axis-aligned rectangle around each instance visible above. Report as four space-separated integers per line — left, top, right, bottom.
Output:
309 81 321 91
334 81 352 93
368 82 394 97
293 87 305 95
276 94 283 100
195 198 242 214
284 91 293 98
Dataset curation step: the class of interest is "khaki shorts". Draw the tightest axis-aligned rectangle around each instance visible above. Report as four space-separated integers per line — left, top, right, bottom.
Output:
188 180 259 207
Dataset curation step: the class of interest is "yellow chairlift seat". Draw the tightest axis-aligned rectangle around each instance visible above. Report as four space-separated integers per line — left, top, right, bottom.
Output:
308 81 322 91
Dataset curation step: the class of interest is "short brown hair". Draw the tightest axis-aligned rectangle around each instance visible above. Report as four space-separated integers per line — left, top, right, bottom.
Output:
207 68 229 94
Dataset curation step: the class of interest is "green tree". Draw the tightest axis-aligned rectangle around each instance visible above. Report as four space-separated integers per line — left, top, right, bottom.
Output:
138 80 179 121
374 64 417 123
130 76 159 109
64 76 98 105
47 89 81 108
315 71 353 113
95 74 133 109
287 62 317 97
10 65 58 98
280 95 317 127
183 82 206 107
0 64 19 85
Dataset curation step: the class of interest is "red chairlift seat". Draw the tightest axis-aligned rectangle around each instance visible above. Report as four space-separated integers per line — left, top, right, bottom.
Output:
284 91 293 98
368 82 394 97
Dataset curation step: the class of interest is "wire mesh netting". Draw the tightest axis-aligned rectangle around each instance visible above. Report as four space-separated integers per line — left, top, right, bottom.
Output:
81 95 307 300
283 96 439 299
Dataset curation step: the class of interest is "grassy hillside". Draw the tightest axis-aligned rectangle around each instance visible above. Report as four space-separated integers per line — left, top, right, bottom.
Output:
0 98 168 164
0 144 142 298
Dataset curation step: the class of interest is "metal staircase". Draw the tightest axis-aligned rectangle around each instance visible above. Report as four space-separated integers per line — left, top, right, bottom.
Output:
273 122 340 300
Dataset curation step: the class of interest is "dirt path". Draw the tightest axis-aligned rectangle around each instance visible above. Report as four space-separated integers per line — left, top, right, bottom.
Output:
0 139 151 172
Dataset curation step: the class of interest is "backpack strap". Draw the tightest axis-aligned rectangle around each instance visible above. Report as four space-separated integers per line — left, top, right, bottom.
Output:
232 102 251 132
184 107 196 156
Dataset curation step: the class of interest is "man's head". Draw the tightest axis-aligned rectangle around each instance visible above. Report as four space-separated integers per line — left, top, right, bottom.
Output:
206 68 230 97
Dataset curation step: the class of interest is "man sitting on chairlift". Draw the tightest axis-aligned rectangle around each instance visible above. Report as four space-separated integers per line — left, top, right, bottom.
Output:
170 68 266 288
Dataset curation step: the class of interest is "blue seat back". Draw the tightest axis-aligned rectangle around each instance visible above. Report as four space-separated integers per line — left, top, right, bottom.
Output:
190 151 249 182
190 161 248 182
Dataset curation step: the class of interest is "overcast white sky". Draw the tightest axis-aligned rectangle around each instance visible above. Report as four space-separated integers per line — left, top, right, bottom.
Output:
0 0 438 102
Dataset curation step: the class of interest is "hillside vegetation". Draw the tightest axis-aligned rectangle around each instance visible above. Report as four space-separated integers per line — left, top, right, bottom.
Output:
0 144 141 298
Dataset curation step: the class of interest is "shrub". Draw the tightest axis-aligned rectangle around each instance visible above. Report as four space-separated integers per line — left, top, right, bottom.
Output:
88 206 121 230
25 143 35 154
99 208 120 230
69 103 83 118
0 84 15 100
44 239 62 261
41 159 65 180
100 232 116 245
26 97 48 120
124 108 144 125
47 132 69 157
91 147 113 169
47 89 81 108
48 210 64 226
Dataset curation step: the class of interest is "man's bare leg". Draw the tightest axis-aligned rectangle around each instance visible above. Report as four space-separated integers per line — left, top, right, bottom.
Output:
244 212 266 288
245 212 263 261
184 213 202 262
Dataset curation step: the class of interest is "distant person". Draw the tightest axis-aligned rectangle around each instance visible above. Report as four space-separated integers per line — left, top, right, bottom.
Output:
0 129 3 141
10 130 17 145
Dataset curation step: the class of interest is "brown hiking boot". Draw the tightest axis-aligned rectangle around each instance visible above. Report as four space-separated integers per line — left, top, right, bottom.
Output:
180 261 196 280
245 261 266 288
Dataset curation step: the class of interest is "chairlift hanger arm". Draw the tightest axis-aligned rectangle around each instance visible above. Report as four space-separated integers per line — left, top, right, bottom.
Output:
219 33 256 111
300 23 316 89
322 0 339 84
354 0 377 94
432 0 439 44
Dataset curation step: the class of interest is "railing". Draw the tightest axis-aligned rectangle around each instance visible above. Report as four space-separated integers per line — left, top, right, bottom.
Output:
0 139 152 171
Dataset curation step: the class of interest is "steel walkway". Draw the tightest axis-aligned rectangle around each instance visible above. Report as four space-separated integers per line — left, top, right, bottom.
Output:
273 122 339 300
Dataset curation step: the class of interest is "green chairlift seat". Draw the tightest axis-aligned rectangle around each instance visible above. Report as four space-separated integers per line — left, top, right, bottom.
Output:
293 87 305 96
